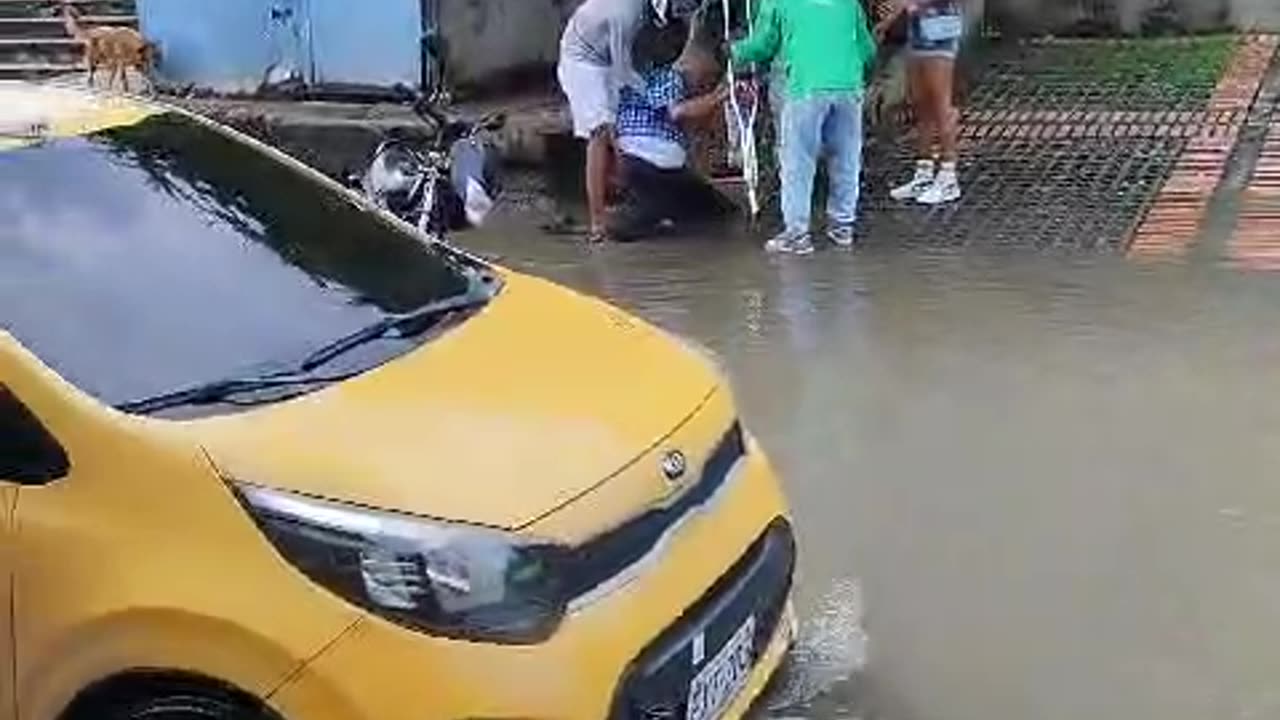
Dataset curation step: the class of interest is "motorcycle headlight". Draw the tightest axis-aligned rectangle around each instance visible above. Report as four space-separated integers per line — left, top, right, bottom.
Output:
234 482 569 644
364 147 420 202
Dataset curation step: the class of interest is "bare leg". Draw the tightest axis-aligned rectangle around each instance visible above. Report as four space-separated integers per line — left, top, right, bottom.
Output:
908 59 936 158
604 142 618 203
890 58 941 201
86 57 96 87
120 64 130 93
585 125 615 240
915 56 963 204
921 57 958 163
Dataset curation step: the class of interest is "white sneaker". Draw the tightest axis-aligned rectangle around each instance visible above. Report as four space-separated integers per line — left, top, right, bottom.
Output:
890 162 936 201
917 173 962 206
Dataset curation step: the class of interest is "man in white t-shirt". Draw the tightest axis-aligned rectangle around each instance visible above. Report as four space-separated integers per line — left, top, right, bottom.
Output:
558 0 648 242
558 0 707 241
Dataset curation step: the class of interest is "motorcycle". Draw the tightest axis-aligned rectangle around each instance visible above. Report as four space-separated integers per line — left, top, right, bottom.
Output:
358 85 506 242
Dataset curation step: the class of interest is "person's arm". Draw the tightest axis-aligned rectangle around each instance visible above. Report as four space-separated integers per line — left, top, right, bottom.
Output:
853 1 877 66
730 0 781 67
645 69 721 125
608 0 645 91
673 84 731 124
873 0 914 38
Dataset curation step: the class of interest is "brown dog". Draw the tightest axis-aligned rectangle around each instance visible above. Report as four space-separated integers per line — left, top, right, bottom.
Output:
60 2 156 92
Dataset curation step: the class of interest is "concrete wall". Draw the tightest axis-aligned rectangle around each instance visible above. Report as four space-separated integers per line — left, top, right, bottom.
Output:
437 0 1280 92
439 0 573 90
1231 0 1280 30
986 0 1280 34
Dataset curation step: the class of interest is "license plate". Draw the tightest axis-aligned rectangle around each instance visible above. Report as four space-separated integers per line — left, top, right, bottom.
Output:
686 616 756 720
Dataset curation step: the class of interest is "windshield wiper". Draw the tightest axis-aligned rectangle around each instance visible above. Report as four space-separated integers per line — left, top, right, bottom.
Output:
116 373 353 416
116 272 497 416
297 281 494 373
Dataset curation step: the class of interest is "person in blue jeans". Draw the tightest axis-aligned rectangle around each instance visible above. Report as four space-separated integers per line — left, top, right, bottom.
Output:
732 0 877 255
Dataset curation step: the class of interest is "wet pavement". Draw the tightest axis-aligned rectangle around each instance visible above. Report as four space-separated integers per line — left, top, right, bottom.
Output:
461 225 1280 720
448 35 1280 720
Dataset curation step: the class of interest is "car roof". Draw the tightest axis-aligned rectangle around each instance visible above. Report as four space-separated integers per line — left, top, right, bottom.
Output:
0 81 156 149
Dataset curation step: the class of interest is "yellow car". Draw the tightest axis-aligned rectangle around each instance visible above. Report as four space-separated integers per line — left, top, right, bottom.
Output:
0 83 795 720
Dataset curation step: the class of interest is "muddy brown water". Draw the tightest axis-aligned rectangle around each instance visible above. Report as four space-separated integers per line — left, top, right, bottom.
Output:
461 212 1280 720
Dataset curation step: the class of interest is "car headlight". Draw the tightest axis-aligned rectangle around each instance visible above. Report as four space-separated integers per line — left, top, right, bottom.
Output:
233 482 569 644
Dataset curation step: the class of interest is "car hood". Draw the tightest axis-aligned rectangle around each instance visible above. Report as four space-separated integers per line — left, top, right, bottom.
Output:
186 273 720 530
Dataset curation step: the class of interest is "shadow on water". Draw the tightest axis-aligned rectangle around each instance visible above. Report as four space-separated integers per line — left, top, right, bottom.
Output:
460 184 1280 720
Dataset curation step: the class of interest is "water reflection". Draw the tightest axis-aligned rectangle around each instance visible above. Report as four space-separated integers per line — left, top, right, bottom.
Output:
0 113 469 405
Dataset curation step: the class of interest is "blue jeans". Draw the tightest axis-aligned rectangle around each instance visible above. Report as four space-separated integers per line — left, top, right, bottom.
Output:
908 7 964 58
780 92 864 236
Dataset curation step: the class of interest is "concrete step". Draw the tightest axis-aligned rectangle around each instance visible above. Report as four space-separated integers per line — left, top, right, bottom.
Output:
0 1 136 20
0 60 79 79
0 15 137 38
0 37 81 64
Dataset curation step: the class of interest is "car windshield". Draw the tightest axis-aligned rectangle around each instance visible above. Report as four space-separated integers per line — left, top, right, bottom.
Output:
0 111 477 411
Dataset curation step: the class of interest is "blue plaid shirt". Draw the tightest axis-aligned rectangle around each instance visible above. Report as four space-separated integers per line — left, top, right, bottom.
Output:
616 67 688 147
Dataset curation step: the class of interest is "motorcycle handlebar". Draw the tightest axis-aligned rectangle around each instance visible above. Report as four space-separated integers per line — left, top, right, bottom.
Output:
390 84 506 142
389 83 444 125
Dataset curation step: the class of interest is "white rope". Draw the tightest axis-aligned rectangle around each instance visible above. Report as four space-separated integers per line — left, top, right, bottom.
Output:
721 0 761 217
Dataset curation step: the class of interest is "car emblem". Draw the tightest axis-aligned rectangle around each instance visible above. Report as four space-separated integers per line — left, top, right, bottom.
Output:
660 450 688 483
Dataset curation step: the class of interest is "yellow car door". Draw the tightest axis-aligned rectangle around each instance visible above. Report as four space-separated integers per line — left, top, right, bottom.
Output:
1 481 13 720
2 376 70 720
0 342 73 720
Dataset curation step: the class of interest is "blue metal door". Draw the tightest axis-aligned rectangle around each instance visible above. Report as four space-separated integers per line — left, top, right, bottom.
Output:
307 0 422 89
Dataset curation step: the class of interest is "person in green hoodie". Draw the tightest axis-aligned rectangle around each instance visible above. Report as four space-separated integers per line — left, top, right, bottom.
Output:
732 0 877 254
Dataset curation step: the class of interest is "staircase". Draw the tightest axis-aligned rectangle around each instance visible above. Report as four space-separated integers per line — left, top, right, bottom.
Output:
0 0 138 81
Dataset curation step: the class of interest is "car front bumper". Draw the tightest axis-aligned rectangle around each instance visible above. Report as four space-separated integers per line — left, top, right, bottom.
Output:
268 441 795 720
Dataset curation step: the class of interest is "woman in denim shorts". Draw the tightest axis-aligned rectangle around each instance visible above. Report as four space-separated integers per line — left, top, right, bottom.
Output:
878 0 964 205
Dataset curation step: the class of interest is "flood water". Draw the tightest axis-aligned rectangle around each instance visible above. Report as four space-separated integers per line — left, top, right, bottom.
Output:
463 211 1280 720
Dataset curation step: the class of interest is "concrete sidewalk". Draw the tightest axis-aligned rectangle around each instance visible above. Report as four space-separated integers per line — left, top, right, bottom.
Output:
858 34 1279 252
172 90 570 178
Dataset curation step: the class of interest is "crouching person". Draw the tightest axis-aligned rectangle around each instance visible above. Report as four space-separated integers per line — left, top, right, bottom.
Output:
609 25 735 242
